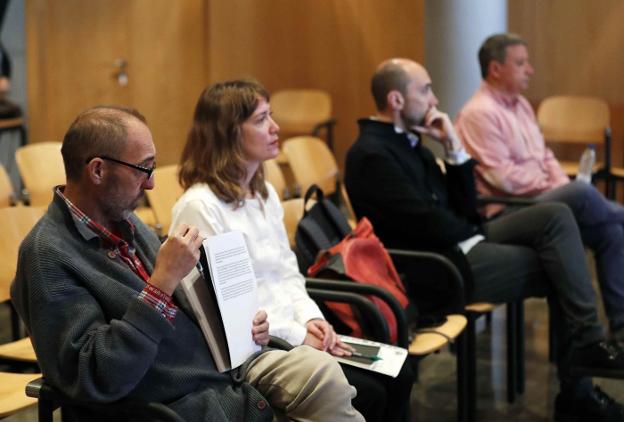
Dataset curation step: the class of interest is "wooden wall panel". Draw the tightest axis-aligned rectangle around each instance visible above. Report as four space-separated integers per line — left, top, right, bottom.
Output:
127 0 206 164
26 0 206 165
508 0 624 173
26 0 131 142
205 0 424 167
27 0 423 168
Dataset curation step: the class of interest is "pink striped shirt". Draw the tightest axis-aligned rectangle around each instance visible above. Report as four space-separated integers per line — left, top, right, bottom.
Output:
455 82 569 216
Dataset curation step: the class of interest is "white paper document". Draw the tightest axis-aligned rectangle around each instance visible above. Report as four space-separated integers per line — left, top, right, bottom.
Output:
336 335 408 378
204 232 261 369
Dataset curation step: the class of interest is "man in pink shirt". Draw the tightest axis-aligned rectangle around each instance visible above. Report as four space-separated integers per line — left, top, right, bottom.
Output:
456 33 624 344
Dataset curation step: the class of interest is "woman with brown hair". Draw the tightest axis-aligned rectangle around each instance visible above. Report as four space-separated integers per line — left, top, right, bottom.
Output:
171 79 413 422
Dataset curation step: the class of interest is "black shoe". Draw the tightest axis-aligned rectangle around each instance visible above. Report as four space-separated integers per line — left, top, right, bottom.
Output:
570 340 624 378
555 386 624 422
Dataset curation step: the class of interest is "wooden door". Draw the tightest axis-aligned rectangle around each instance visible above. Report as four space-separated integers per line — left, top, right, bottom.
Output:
26 0 206 165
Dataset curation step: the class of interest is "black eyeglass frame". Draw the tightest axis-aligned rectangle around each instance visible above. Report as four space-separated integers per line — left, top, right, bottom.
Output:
86 156 156 179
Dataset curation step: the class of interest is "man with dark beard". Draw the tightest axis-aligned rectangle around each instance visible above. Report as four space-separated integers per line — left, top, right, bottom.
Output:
345 58 624 421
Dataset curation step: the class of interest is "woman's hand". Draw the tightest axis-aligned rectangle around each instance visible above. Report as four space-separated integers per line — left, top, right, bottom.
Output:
327 337 356 357
251 310 270 346
303 319 337 351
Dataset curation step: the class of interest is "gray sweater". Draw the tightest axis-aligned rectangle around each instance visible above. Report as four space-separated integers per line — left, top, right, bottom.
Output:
11 194 272 421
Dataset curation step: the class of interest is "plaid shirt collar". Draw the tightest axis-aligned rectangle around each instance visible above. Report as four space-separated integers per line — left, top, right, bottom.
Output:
55 186 136 251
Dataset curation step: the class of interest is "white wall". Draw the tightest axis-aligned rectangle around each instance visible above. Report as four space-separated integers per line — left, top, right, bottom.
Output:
425 0 507 119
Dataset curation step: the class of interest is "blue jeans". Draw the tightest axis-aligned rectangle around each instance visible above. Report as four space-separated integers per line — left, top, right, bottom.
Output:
537 181 624 331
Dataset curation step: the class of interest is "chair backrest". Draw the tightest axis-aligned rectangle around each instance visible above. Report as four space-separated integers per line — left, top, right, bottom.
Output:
281 198 305 249
271 89 332 134
0 206 45 302
0 372 40 418
16 142 65 207
537 95 610 143
144 165 183 235
0 165 15 207
282 136 338 195
264 158 287 200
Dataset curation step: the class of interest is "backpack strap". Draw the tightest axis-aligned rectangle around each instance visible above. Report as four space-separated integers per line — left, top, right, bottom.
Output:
302 184 324 217
302 184 351 239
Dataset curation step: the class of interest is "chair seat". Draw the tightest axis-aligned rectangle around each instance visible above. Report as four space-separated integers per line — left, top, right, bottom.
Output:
408 314 467 355
465 302 496 313
0 338 37 363
0 372 40 417
558 161 603 177
611 167 624 178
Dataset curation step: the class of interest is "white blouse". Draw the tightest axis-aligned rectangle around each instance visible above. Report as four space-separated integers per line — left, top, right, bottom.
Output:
170 182 324 345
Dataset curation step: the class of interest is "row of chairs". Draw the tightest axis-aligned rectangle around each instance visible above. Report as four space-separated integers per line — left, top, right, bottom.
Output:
0 93 607 420
0 207 46 418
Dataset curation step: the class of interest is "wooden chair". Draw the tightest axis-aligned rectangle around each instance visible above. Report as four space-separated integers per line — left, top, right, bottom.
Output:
537 95 613 196
0 207 42 418
0 164 17 207
282 136 338 197
271 89 336 150
0 372 40 418
16 142 65 206
144 165 183 236
264 158 288 200
282 136 356 226
0 207 44 365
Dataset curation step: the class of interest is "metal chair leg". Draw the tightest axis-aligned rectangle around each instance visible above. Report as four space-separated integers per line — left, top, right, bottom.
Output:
506 303 518 404
549 304 557 363
456 329 471 422
516 301 525 394
466 313 477 422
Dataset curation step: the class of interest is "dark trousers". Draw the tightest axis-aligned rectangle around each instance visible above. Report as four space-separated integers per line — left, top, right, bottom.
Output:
466 202 604 382
342 359 414 422
536 181 624 331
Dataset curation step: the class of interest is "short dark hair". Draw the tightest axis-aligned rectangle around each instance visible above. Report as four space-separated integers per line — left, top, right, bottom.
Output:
179 79 270 206
61 105 147 181
478 33 527 79
371 61 412 111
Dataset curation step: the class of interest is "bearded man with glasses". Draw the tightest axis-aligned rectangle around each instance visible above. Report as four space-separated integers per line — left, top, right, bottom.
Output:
10 105 363 422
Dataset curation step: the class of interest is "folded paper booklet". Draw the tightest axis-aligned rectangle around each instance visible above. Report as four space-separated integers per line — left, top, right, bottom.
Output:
336 335 408 378
180 231 261 372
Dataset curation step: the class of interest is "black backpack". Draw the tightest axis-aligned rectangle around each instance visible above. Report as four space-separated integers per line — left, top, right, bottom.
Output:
294 185 351 273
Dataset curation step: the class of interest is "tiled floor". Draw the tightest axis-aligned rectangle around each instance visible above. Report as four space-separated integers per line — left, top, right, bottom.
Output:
411 298 624 421
2 283 623 421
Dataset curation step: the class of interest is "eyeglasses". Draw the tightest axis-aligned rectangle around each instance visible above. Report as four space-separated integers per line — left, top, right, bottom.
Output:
87 156 156 179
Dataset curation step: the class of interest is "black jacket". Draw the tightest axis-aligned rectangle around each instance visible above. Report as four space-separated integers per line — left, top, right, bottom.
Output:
345 119 483 296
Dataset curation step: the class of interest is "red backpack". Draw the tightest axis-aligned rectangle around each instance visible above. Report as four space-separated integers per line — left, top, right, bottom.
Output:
307 217 410 344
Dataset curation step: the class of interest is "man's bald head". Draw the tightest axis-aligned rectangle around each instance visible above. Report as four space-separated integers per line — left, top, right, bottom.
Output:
371 58 427 111
61 106 147 182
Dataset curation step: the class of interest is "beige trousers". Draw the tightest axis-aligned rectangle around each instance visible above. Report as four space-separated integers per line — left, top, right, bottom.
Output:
246 345 365 422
